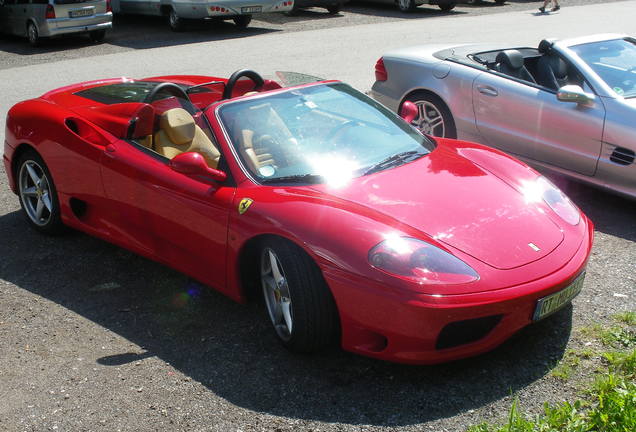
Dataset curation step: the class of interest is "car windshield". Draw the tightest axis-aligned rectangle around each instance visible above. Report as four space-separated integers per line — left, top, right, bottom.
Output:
570 38 636 98
217 83 435 185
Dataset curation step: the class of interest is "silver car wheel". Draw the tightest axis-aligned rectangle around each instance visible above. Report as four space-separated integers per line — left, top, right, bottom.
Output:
261 248 293 342
27 23 38 46
397 0 414 11
19 160 52 226
413 100 446 137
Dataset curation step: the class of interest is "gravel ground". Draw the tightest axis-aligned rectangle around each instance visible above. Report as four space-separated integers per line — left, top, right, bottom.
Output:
0 0 626 70
1 1 635 430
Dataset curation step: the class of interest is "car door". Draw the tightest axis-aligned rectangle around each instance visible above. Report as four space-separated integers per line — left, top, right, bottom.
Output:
472 71 605 176
100 141 235 293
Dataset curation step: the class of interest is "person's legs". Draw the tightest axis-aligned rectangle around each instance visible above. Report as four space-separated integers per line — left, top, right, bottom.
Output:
552 0 560 11
539 0 550 12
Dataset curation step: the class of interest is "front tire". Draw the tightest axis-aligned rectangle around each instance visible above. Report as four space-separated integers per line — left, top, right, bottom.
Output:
326 4 341 14
233 14 252 28
438 2 456 11
16 150 64 234
397 0 415 12
27 22 39 46
260 238 338 353
89 29 106 43
403 91 457 138
168 8 185 32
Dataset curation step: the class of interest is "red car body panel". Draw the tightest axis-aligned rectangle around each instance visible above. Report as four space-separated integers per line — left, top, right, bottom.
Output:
4 75 594 364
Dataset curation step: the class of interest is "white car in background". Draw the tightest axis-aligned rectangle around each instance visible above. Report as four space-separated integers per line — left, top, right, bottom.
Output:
111 0 293 31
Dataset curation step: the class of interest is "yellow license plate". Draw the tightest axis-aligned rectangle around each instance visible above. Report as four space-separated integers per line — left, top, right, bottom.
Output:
533 272 585 321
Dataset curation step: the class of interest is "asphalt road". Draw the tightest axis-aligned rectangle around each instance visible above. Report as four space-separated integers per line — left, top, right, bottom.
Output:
1 1 636 431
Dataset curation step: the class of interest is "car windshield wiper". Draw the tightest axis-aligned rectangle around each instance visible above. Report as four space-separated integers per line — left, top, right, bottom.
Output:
260 174 324 184
363 150 425 176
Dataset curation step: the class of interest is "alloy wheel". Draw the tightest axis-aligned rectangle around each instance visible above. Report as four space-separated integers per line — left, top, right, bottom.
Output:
19 160 53 226
261 248 293 341
412 100 446 137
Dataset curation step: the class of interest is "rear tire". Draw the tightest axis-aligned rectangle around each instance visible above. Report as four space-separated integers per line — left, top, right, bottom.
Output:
168 8 185 32
259 238 339 353
403 91 457 139
89 29 106 43
326 4 340 14
233 14 252 28
397 0 415 12
438 2 456 11
27 22 39 46
16 150 65 234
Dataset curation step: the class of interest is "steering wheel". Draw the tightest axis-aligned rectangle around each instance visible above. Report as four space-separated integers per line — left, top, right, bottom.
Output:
324 120 358 144
222 69 265 100
144 82 190 104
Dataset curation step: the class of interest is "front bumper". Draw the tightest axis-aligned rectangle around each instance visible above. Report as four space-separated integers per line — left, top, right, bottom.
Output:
39 13 112 38
324 217 594 365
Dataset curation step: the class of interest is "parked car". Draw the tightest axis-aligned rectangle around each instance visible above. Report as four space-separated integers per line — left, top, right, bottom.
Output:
288 0 346 15
371 34 636 200
110 0 293 31
360 0 456 13
0 0 112 45
4 70 592 364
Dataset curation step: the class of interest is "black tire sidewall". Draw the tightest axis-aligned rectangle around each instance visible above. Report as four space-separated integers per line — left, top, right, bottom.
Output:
260 238 338 353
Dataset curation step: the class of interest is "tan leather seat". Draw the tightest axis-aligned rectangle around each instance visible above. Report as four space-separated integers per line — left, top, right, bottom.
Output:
240 129 277 172
154 108 221 169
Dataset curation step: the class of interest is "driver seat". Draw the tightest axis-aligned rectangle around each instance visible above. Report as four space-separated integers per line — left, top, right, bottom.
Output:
494 50 536 83
536 39 569 90
154 108 221 169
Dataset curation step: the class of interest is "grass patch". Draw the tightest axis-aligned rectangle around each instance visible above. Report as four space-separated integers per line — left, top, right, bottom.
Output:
612 311 636 326
467 318 636 432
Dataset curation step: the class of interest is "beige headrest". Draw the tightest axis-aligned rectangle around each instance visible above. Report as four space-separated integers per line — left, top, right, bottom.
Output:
160 108 195 145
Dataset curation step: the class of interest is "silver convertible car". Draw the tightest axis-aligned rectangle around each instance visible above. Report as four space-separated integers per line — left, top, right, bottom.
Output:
371 34 636 200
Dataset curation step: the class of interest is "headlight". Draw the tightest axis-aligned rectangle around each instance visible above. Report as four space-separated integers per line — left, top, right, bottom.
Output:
522 176 580 226
368 236 479 285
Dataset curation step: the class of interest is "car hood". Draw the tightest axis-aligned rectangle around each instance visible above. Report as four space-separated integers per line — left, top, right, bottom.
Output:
311 145 564 270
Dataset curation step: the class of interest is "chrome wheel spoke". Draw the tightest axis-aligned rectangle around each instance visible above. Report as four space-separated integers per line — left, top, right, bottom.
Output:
429 117 443 129
269 250 283 284
25 163 40 186
22 186 38 197
35 198 44 220
281 298 292 333
41 192 52 212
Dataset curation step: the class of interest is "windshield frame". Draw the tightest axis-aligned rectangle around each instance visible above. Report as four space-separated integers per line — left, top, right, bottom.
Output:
211 81 435 186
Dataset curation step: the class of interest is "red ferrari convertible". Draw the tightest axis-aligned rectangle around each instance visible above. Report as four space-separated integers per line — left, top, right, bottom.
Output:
3 70 593 364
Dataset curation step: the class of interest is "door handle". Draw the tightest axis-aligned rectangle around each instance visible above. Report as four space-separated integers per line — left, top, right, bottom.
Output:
104 144 117 157
477 85 499 97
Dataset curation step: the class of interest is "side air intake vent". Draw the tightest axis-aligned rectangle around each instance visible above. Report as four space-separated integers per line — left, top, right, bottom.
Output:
610 147 635 166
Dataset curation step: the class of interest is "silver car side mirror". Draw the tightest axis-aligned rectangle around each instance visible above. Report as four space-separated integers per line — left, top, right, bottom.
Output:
557 85 596 104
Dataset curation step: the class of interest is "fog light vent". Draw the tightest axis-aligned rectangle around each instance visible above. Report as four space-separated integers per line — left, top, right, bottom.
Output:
436 315 503 350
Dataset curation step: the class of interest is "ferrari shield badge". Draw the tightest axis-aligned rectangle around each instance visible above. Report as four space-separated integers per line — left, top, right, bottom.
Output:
238 198 254 215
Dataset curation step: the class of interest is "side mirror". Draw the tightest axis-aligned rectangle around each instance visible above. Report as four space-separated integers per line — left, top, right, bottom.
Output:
169 152 227 183
557 85 596 105
399 101 418 124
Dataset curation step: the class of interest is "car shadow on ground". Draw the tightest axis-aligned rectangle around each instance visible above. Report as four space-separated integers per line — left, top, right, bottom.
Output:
0 15 280 54
0 203 577 426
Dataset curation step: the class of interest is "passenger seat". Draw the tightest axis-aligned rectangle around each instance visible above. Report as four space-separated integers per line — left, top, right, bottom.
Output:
154 108 221 169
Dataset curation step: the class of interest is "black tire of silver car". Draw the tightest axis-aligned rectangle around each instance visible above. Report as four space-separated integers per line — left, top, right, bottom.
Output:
89 30 106 43
259 238 339 353
405 91 457 139
16 149 65 234
233 14 252 28
27 22 39 46
326 4 341 14
168 8 185 32
439 2 456 11
397 0 415 12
